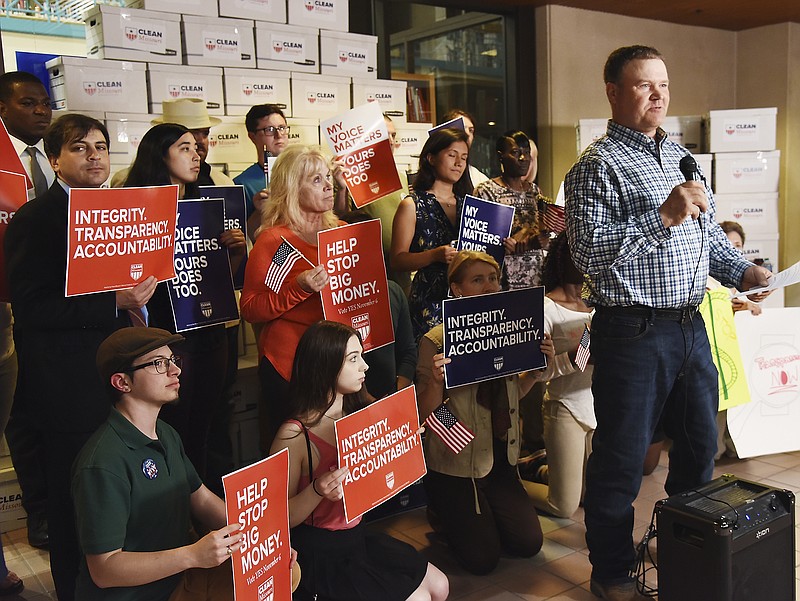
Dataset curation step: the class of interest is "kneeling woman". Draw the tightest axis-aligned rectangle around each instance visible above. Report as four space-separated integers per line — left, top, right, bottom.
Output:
270 321 449 601
416 251 552 575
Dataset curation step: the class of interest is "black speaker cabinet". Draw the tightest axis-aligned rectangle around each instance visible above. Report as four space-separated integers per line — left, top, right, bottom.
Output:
657 474 795 601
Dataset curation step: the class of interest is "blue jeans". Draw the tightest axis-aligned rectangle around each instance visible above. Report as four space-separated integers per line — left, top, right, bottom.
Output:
584 308 718 583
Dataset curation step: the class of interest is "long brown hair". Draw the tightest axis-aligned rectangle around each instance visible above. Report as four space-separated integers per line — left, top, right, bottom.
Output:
287 321 368 428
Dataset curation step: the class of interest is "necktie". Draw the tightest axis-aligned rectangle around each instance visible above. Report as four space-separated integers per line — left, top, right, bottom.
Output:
26 147 48 198
128 308 147 327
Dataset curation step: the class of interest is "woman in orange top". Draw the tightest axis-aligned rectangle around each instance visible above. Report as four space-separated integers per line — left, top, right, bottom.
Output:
241 144 338 450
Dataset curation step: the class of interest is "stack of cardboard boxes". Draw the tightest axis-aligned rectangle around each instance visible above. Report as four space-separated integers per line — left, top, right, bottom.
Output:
44 0 415 188
708 107 781 308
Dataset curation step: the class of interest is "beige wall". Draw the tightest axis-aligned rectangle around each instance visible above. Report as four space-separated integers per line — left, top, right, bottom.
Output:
535 4 736 196
536 5 798 306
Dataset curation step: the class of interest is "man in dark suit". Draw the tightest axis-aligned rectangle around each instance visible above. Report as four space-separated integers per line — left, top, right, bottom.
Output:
4 113 157 601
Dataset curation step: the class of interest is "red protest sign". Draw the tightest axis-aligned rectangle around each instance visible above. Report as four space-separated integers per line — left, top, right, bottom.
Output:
322 102 402 208
0 119 32 190
318 220 394 352
0 170 28 301
223 448 292 601
334 387 426 523
65 186 178 296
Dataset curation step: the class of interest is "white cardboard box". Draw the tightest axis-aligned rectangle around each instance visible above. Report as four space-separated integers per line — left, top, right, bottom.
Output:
351 78 407 121
255 21 319 74
182 15 255 68
286 116 320 145
288 0 348 32
105 112 158 166
290 72 351 120
320 30 377 77
147 63 224 116
0 468 25 534
713 151 780 194
223 67 291 116
740 234 779 272
694 153 712 184
124 0 218 18
714 193 779 237
85 5 182 65
395 122 431 158
206 116 257 164
47 56 148 113
661 115 704 152
219 0 286 22
707 108 777 153
576 118 607 155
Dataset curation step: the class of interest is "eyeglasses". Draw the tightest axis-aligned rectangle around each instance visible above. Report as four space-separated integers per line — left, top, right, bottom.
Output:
128 355 182 374
253 125 290 137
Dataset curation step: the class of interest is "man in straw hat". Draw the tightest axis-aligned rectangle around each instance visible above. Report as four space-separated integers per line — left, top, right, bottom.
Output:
111 97 234 187
72 327 244 600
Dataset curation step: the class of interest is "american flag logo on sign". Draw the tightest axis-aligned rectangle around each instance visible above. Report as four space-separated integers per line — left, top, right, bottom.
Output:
125 27 137 41
83 82 97 96
205 38 216 51
305 0 315 10
200 301 213 318
385 471 395 489
493 356 504 371
130 263 143 281
168 85 180 98
339 51 348 63
242 83 253 96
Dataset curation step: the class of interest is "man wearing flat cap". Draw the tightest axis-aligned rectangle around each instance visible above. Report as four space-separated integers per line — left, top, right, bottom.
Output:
72 327 243 601
111 97 235 188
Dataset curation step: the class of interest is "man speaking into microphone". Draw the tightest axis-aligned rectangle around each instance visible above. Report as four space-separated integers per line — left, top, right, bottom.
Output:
565 45 771 601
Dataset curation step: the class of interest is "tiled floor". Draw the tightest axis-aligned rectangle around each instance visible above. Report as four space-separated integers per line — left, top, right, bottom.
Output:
3 450 799 600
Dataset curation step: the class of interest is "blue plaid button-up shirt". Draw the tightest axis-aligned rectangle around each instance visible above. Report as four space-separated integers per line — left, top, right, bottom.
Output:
565 120 751 309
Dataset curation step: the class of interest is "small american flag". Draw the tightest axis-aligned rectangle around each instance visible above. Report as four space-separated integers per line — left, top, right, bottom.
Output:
575 324 591 372
425 402 474 454
265 239 303 293
541 203 566 233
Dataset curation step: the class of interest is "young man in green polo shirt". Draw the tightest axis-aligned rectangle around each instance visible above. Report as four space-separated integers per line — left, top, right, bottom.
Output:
72 327 243 601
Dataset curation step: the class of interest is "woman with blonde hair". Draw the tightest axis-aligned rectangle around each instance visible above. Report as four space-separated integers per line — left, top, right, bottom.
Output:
241 144 340 448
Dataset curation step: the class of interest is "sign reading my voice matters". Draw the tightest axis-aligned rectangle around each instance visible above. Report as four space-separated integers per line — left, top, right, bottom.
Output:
321 102 402 208
66 186 178 297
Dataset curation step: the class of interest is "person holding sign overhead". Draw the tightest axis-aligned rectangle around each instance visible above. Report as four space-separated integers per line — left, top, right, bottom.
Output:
391 128 472 342
416 250 553 575
270 320 448 601
241 145 339 450
124 123 246 486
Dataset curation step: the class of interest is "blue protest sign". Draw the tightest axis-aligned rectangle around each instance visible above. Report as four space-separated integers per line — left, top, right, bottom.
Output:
199 184 248 289
456 194 515 267
428 116 465 135
168 198 239 331
442 287 545 388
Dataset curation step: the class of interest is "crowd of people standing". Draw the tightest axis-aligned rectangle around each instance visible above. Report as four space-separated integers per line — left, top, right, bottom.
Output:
0 40 774 601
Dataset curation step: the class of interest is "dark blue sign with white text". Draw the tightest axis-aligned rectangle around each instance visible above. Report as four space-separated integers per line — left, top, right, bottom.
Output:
442 287 545 388
198 184 248 289
456 195 514 268
168 198 239 331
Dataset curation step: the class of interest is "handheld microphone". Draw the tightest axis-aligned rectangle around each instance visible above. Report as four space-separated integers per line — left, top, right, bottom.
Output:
679 155 700 182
